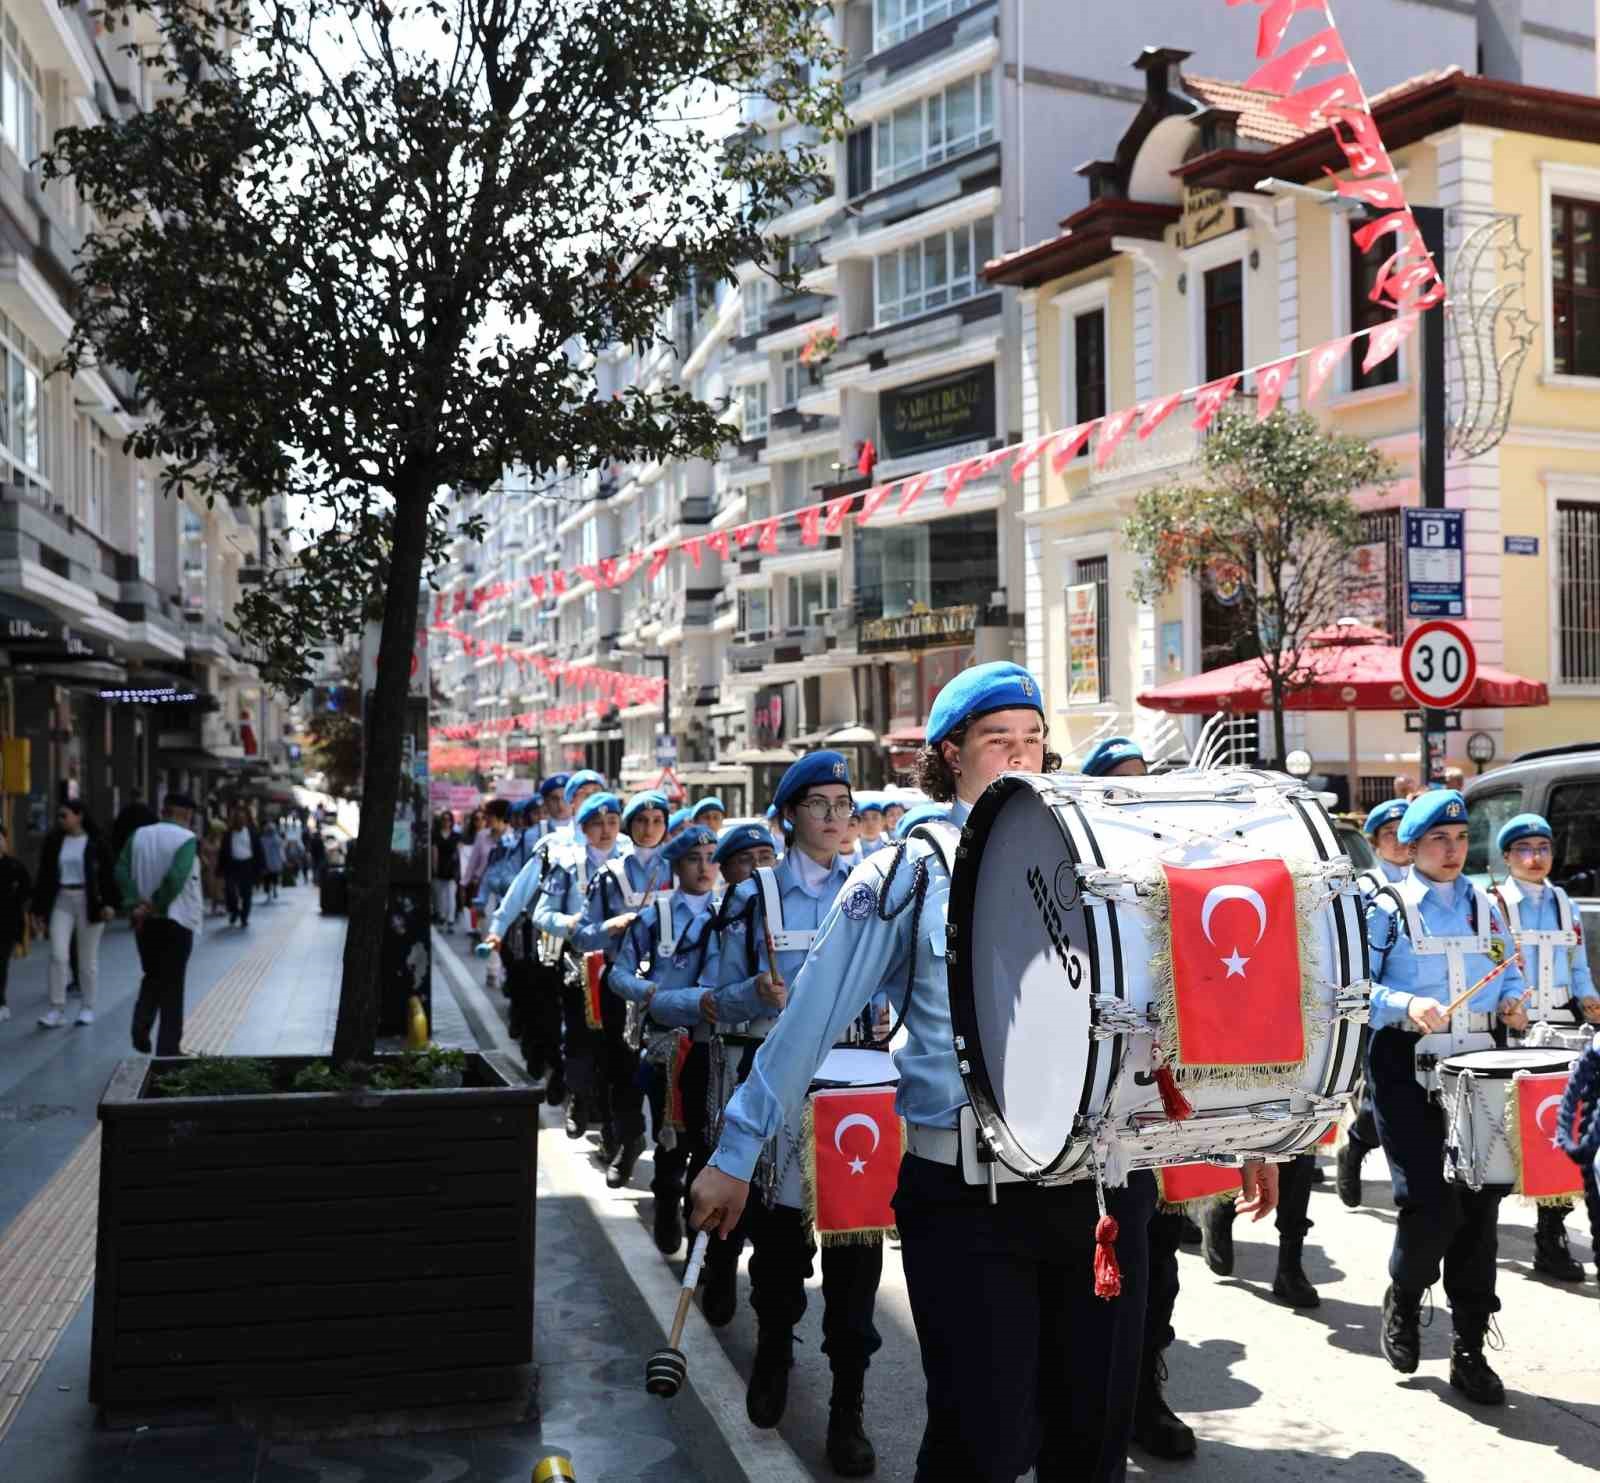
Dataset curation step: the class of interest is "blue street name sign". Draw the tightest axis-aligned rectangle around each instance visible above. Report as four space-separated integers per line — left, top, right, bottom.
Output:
1503 535 1539 556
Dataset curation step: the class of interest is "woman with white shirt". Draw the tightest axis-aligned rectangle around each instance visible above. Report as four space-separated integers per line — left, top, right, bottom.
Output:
31 799 117 1028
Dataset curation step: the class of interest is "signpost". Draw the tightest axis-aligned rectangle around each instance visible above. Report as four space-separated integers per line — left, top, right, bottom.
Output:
1404 509 1465 619
1401 620 1476 783
655 734 678 767
655 766 685 802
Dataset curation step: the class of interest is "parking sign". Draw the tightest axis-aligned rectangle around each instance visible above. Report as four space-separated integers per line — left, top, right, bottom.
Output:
1404 509 1465 618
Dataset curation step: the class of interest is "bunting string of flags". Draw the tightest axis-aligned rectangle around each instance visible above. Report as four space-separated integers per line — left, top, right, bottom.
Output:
429 0 1437 714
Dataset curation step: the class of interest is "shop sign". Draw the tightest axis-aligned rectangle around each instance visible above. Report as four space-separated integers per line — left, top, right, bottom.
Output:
1176 186 1236 249
1067 582 1101 703
879 365 996 461
753 685 788 749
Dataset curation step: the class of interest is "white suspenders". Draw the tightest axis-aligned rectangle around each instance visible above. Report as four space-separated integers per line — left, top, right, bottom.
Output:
910 820 960 878
655 892 680 960
1499 879 1579 1023
754 865 817 953
1394 880 1499 1077
605 856 666 910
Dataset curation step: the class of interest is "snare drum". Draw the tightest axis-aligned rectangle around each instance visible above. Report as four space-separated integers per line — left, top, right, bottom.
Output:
761 1047 899 1208
1439 1047 1579 1191
947 769 1367 1182
1522 1022 1596 1056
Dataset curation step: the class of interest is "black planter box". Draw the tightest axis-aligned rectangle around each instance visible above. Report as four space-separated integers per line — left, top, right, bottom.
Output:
91 1052 538 1423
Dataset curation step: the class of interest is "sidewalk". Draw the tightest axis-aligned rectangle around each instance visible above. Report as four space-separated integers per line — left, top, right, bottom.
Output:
0 894 747 1483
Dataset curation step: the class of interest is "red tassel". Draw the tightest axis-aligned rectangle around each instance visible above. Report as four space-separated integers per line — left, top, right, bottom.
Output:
1093 1215 1122 1300
1155 1064 1195 1122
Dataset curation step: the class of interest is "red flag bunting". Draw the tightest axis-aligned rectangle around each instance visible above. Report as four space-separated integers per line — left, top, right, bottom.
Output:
757 518 779 553
452 591 466 615
1094 404 1143 468
1331 174 1406 212
647 547 671 581
575 564 598 589
615 551 644 585
1353 210 1412 255
1191 375 1240 431
823 495 855 532
941 459 978 506
551 570 568 596
1010 433 1055 482
1138 394 1184 441
1269 72 1363 127
1305 335 1355 403
1255 358 1297 419
1160 859 1304 1073
597 557 618 589
1244 27 1347 96
798 507 822 546
855 482 898 525
1255 0 1327 59
1361 312 1418 373
1512 1072 1584 1200
1327 106 1392 178
807 1086 902 1243
706 530 730 560
733 521 759 548
529 574 546 601
896 472 933 517
681 537 704 569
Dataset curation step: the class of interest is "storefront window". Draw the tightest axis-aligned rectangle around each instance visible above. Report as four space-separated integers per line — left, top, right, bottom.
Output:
854 510 997 621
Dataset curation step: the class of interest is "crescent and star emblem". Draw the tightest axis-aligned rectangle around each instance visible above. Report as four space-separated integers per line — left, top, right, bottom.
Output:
1199 884 1270 980
834 1112 881 1176
1535 1094 1564 1145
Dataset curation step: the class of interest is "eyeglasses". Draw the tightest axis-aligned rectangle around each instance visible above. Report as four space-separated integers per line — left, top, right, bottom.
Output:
795 797 853 822
1510 842 1553 859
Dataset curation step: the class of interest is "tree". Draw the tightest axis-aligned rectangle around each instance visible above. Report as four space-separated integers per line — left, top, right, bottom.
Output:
305 655 365 800
49 0 843 1061
1124 409 1395 760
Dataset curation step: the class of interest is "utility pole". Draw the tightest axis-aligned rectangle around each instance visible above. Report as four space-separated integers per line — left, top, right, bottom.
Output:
1414 205 1450 786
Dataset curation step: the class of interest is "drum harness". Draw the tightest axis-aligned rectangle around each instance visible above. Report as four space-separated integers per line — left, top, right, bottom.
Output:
596 856 669 1051
633 893 718 1153
1494 878 1581 1026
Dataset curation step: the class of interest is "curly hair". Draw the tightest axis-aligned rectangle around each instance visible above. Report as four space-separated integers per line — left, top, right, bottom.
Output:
914 721 1061 802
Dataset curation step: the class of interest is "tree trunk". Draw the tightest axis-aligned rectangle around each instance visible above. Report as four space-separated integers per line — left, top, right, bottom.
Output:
332 486 431 1065
1270 666 1288 764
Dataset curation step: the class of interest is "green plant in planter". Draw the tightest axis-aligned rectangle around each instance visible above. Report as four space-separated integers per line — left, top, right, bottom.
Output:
154 1057 276 1099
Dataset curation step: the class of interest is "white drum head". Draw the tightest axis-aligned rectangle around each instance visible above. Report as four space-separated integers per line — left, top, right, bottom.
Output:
949 776 1096 1175
1441 1048 1576 1078
812 1048 900 1087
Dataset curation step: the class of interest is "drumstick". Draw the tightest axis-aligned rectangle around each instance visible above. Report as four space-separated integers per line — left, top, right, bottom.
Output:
645 1231 710 1397
763 919 785 991
1440 953 1524 1021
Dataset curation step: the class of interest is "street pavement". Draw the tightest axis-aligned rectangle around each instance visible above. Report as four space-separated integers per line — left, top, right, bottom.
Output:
436 937 1600 1482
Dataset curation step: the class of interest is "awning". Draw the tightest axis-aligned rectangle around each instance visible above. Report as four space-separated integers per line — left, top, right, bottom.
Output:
885 724 926 745
159 747 244 773
557 729 616 744
0 592 120 662
732 747 799 764
826 725 880 746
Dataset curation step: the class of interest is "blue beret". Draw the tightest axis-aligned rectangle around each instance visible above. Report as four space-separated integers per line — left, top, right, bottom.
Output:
622 790 669 829
765 804 778 820
926 661 1044 747
538 774 569 797
575 791 622 827
1396 788 1468 844
895 802 949 839
855 792 885 816
714 822 776 866
515 798 540 820
690 796 726 820
1497 812 1552 853
1363 799 1408 837
772 750 851 813
668 807 692 831
564 769 605 803
663 825 717 865
1081 737 1146 777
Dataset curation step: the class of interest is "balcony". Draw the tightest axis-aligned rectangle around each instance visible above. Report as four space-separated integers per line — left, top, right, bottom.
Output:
1086 390 1257 490
729 623 835 673
850 0 997 72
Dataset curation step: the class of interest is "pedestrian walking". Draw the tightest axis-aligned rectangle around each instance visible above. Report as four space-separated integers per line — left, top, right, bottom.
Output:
284 833 306 887
0 824 32 1024
260 818 285 902
32 799 118 1028
222 803 265 926
432 811 461 930
306 827 327 886
118 791 203 1056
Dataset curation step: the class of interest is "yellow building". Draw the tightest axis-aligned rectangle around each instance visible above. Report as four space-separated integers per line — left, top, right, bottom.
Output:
988 50 1600 806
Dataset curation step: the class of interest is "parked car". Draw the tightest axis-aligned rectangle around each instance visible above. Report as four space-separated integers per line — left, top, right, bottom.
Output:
1464 742 1600 981
1332 817 1378 873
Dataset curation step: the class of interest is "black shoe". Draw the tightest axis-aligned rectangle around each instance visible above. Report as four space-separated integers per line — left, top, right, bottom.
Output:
1380 1284 1423 1375
1336 1139 1368 1209
653 1191 684 1255
1449 1337 1505 1406
825 1379 876 1477
565 1103 587 1140
701 1237 738 1328
746 1331 793 1429
1201 1200 1235 1277
1132 1351 1196 1459
1533 1209 1585 1282
545 1069 567 1107
131 1028 152 1054
1273 1243 1320 1308
607 1135 646 1189
1178 1214 1203 1247
1308 1164 1325 1185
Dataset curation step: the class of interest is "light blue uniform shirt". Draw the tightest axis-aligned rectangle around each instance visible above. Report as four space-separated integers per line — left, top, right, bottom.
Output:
611 893 722 1025
529 840 630 947
1377 858 1407 884
1500 879 1597 1007
860 834 891 858
709 801 972 1184
1367 869 1525 1031
582 851 673 962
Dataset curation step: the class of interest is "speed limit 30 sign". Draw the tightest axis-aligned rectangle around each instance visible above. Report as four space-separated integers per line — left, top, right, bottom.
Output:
1401 620 1477 711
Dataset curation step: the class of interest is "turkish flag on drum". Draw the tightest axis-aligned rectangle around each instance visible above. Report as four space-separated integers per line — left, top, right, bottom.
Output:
806 1087 902 1244
1160 859 1304 1074
1157 1163 1242 1210
1511 1072 1584 1200
582 951 607 1031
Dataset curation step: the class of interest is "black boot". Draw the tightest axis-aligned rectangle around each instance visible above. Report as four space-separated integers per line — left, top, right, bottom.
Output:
565 1095 587 1140
746 1329 793 1429
1533 1205 1585 1282
545 1067 567 1107
700 1234 739 1327
1449 1320 1505 1406
825 1373 876 1477
1272 1237 1320 1308
1201 1199 1235 1277
1178 1214 1203 1247
1335 1138 1368 1209
653 1187 684 1255
607 1134 646 1189
1131 1348 1196 1459
1380 1283 1424 1375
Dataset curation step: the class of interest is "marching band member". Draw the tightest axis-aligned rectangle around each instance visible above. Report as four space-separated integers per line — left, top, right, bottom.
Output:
1366 789 1528 1405
838 801 865 870
562 771 606 840
692 666 1255 1483
880 798 906 837
1080 736 1147 778
1337 798 1411 1208
1496 812 1600 1282
667 807 692 841
537 774 573 837
892 801 947 839
854 794 890 857
691 796 727 834
610 824 724 1257
714 821 778 894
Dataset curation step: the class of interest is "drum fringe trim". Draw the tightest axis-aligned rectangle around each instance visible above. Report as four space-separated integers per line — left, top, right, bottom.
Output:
1504 1081 1581 1208
1143 863 1322 1087
800 1099 896 1248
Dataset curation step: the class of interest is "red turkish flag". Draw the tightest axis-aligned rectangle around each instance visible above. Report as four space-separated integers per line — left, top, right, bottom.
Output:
705 530 730 560
1138 394 1184 441
1191 375 1240 431
1254 358 1297 419
823 495 855 532
942 459 980 506
528 574 547 601
1244 28 1347 96
1255 0 1326 59
1362 312 1418 373
1269 72 1363 128
1513 1072 1584 1200
582 952 606 1031
1094 405 1143 468
681 536 704 568
1049 421 1100 473
798 507 822 546
895 472 933 517
1160 859 1304 1072
855 482 898 525
808 1086 902 1242
1304 335 1355 403
1009 432 1055 482
1327 107 1392 178
551 570 568 596
647 546 672 581
1157 1163 1242 1209
757 518 780 553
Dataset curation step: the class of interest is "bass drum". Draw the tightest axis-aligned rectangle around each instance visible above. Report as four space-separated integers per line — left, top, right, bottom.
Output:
946 769 1368 1182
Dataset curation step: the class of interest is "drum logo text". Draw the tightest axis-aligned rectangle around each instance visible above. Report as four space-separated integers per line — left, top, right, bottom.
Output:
1028 866 1084 989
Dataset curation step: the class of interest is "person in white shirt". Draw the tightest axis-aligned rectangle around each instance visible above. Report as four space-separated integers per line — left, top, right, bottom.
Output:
118 793 204 1056
33 800 114 1028
223 803 263 927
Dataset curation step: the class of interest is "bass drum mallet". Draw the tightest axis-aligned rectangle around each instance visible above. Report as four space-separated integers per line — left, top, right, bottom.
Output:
645 1229 710 1397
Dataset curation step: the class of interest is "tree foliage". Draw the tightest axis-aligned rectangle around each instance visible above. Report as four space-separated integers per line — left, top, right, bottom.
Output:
1124 410 1395 759
49 0 844 1059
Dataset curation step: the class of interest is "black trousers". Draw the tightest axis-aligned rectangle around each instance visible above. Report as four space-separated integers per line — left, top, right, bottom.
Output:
600 979 645 1145
132 919 193 1057
223 863 255 924
0 937 12 1006
1145 1211 1183 1356
894 1157 1156 1483
522 958 566 1080
1368 1028 1501 1318
647 1038 711 1214
558 958 608 1122
1348 1072 1380 1150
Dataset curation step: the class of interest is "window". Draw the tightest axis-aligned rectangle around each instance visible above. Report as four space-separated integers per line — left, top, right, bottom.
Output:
742 278 770 337
741 381 769 440
846 128 873 199
1547 781 1600 896
874 0 958 52
136 473 154 581
780 348 801 409
738 588 770 637
1356 507 1404 640
854 510 998 621
0 312 46 482
746 481 773 521
1074 556 1110 702
1203 262 1244 382
1074 309 1107 431
1465 789 1525 876
789 571 839 628
876 218 994 325
1 22 41 166
1557 500 1600 683
1351 227 1400 390
85 421 108 535
873 73 996 188
1551 195 1600 378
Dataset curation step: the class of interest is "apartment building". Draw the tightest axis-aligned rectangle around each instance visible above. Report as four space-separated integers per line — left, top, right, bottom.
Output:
0 1 294 850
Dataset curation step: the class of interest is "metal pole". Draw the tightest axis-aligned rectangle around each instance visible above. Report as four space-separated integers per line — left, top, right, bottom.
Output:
1415 205 1450 786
